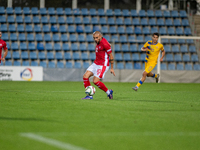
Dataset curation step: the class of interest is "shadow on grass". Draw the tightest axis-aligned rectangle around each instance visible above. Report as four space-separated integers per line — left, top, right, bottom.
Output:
0 116 56 122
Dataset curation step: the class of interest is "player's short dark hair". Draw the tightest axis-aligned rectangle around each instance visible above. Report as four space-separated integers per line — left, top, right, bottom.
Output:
152 32 159 37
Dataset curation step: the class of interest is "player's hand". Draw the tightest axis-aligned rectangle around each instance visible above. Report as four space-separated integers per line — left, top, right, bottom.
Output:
110 69 115 76
0 58 5 62
160 57 163 62
141 47 148 51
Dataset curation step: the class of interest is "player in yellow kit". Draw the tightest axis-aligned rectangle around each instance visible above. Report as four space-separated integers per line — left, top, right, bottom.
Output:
133 33 165 91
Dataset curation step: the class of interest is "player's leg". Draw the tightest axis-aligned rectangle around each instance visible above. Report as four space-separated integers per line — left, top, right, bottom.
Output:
133 71 148 91
147 72 159 83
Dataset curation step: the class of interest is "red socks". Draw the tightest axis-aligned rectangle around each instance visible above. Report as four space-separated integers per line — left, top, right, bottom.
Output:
83 78 91 88
94 81 108 92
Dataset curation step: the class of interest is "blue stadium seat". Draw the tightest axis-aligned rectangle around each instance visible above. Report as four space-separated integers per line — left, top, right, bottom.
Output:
24 16 32 24
88 43 95 51
123 53 131 61
172 45 179 53
170 39 177 44
71 43 78 51
6 42 10 50
48 7 55 15
34 25 41 32
125 62 133 69
114 9 122 16
44 34 51 42
2 33 9 41
57 62 64 68
183 54 190 62
176 27 184 35
25 25 33 32
141 18 148 26
132 18 140 25
174 54 182 62
179 10 187 18
81 8 89 16
0 16 6 23
68 25 75 33
86 35 93 42
117 62 124 69
65 8 72 15
11 43 19 50
168 63 175 70
191 54 199 62
16 16 23 23
20 43 27 50
74 62 82 69
167 27 175 35
165 54 173 62
0 6 5 14
17 24 24 32
163 10 171 17
31 7 39 15
79 43 87 51
144 35 151 41
5 61 12 66
159 27 167 35
91 17 98 25
114 44 120 52
83 17 90 24
21 52 29 60
41 16 48 24
63 44 70 51
0 24 7 32
124 18 131 26
32 16 40 24
7 16 15 23
104 35 110 42
12 51 20 59
47 52 54 60
121 44 129 52
49 17 57 24
134 62 142 69
40 61 47 68
139 10 146 17
193 64 200 70
58 17 65 24
118 26 125 34
48 61 56 68
182 19 189 26
185 64 192 70
54 43 61 51
165 18 173 26
115 53 123 61
13 61 21 66
171 10 179 18
98 8 105 16
143 27 150 35
89 53 95 61
180 45 188 53
66 61 73 68
157 18 165 26
174 19 181 26
85 26 92 33
149 18 156 26
73 8 80 16
6 51 11 59
140 53 146 61
37 43 44 51
132 53 140 61
28 43 36 50
178 39 186 44
111 35 119 43
29 52 37 60
66 17 74 24
8 24 16 32
107 17 115 25
73 52 80 60
15 7 22 15
40 8 47 15
116 18 123 25
45 43 53 51
93 26 100 32
51 25 58 32
126 27 134 34
184 27 192 35
78 34 85 42
23 7 30 15
130 9 137 17
161 63 167 70
109 26 117 34
136 35 144 43
130 44 137 52
189 45 196 53
61 34 68 42
151 27 158 34
187 39 194 44
83 62 90 69
90 8 97 16
27 34 34 42
122 9 129 17
52 34 60 42
6 7 13 15
81 52 89 60
106 9 113 16
134 27 142 34
64 52 71 60
120 35 127 43
147 10 154 17
101 26 108 34
59 25 67 33
42 25 50 33
69 34 77 42
74 17 82 24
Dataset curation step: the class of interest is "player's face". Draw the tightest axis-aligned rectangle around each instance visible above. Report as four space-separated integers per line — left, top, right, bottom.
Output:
93 34 102 44
152 35 158 43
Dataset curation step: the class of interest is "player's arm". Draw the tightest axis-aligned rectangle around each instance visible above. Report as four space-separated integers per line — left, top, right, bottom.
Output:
160 49 165 62
108 53 115 76
1 43 8 62
141 41 149 51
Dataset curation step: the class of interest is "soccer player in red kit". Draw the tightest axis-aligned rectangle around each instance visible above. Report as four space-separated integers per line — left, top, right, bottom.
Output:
82 31 115 99
0 32 8 65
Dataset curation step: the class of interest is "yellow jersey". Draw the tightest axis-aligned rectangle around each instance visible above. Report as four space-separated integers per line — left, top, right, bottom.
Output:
143 40 164 63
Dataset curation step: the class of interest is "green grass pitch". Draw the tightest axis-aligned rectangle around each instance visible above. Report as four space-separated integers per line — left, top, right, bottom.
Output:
0 81 200 150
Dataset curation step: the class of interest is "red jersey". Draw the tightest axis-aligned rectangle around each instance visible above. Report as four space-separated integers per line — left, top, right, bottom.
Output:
94 37 112 66
0 39 7 63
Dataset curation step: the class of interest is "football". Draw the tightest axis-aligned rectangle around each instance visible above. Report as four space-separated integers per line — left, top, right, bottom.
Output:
85 86 96 96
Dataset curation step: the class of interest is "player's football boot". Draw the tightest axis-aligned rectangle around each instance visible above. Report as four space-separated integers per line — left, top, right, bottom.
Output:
82 95 93 100
107 89 113 99
156 74 160 83
132 86 138 91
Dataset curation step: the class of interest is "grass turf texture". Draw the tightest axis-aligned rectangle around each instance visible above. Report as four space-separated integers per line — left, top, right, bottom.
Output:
0 81 200 150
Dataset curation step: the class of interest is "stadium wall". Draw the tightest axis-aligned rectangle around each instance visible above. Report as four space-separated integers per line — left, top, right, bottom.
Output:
43 69 200 83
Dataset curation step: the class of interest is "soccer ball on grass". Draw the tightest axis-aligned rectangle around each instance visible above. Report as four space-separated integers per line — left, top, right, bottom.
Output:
85 86 96 96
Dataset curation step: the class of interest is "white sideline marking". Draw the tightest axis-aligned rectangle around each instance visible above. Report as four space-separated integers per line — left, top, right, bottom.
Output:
20 133 88 150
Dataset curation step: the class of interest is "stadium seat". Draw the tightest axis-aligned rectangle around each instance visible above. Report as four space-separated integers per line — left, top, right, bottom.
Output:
93 26 100 32
180 45 188 53
142 27 150 35
5 51 11 59
83 17 90 24
69 34 77 42
147 10 154 17
2 33 9 41
66 61 73 68
90 8 97 16
101 26 109 34
44 34 51 42
91 17 99 25
193 64 200 70
109 26 117 34
31 61 38 66
5 61 12 66
57 62 64 68
48 7 55 15
68 25 75 33
78 34 85 42
60 34 68 42
183 54 190 62
178 39 186 44
176 63 184 70
130 9 137 17
185 64 192 70
89 53 95 61
189 45 196 53
161 63 167 70
29 52 37 60
0 16 6 23
111 35 119 43
0 24 7 32
168 63 176 70
35 34 43 42
83 62 90 69
170 39 177 44
176 27 184 35
174 54 182 62
37 52 46 60
163 10 171 17
34 25 42 32
116 18 123 25
126 27 134 34
13 61 21 66
7 16 15 23
81 52 89 60
37 43 45 51
122 9 129 17
23 7 30 15
74 17 82 24
16 16 23 23
86 35 93 42
144 35 151 41
104 35 110 42
171 10 179 18
74 62 82 69
6 7 14 15
132 18 140 25
63 43 70 51
140 53 146 61
31 7 39 15
17 25 25 32
106 9 113 16
151 27 158 34
139 10 146 17
120 35 127 43
21 52 29 60
125 62 133 69
173 19 181 26
107 17 115 25
11 43 19 50
114 9 122 16
98 8 105 16
66 17 74 24
124 18 131 26
49 17 57 24
32 16 40 24
47 52 54 60
40 61 47 68
55 52 63 60
172 45 179 53
20 42 27 50
54 43 61 51
182 19 189 26
40 8 47 15
115 53 123 61
72 52 80 60
157 18 165 26
136 35 144 43
179 10 187 18
184 27 192 35
58 17 65 24
79 43 87 51
134 27 142 34
0 6 5 15
64 52 71 60
51 26 58 32
8 24 16 32
81 8 89 16
165 18 173 26
28 43 36 50
52 34 60 42
88 43 95 51
73 8 80 16
165 54 173 62
41 16 48 24
149 18 156 26
85 26 92 33
167 27 175 35
118 26 125 34
27 34 35 42
141 18 148 26
12 51 20 59
134 62 142 69
191 54 199 62
121 44 129 52
65 8 72 15
24 16 32 24
117 62 124 69
59 25 67 33
159 27 167 35
123 53 131 61
132 53 140 61
71 43 78 51
48 62 56 68
42 25 50 33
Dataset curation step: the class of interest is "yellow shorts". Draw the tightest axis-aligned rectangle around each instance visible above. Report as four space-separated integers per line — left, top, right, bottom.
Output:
145 62 157 73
